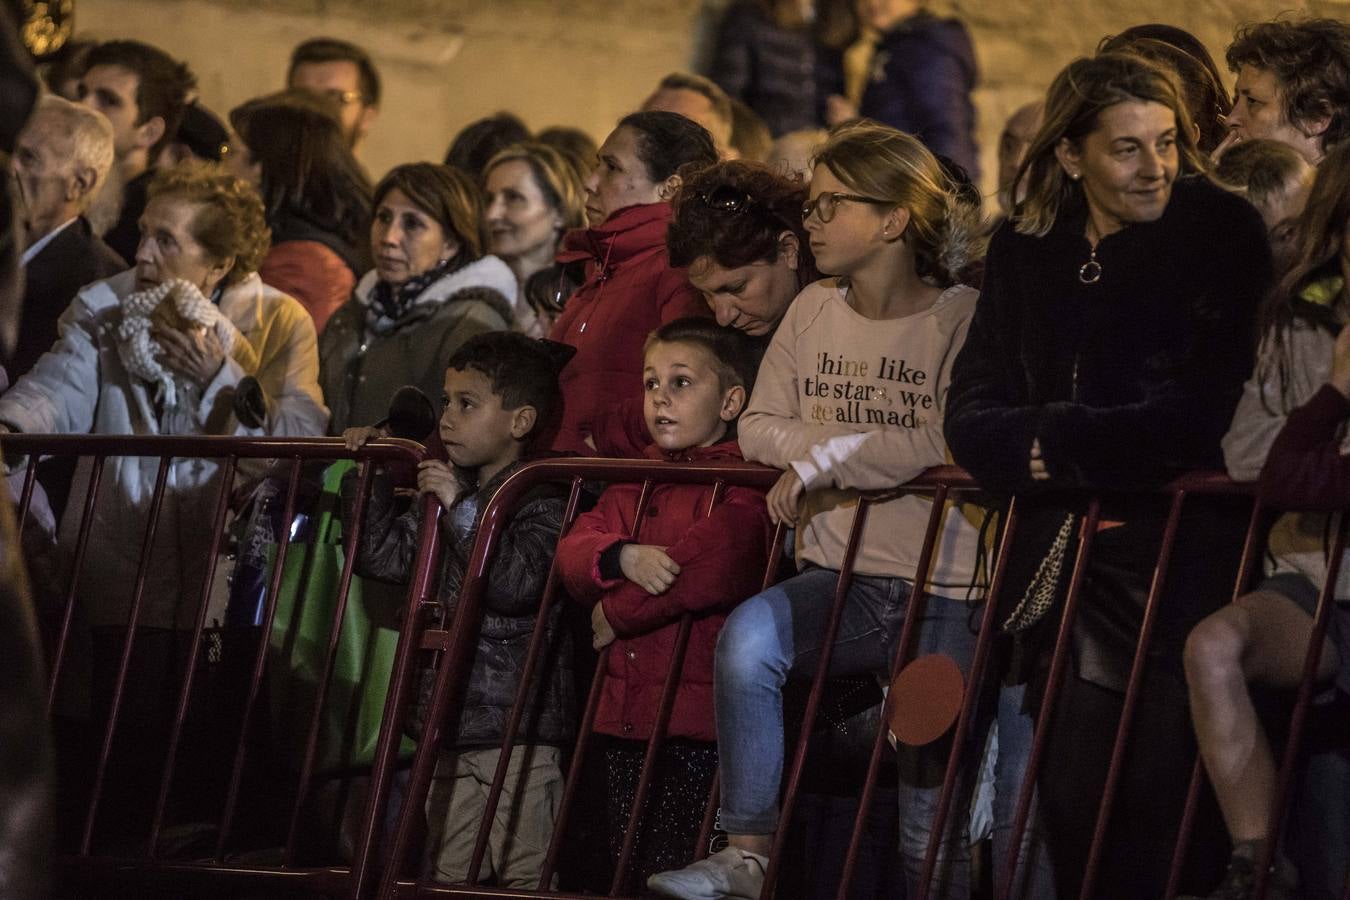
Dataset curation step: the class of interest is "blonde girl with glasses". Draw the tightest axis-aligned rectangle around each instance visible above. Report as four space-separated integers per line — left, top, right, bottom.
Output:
649 121 987 899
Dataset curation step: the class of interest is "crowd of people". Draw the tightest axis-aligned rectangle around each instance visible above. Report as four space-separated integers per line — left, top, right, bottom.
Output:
2 1 1350 898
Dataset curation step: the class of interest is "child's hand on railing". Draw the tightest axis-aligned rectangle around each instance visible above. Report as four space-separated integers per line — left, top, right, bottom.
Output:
417 459 463 510
619 543 681 595
342 425 387 451
766 468 804 526
591 602 617 650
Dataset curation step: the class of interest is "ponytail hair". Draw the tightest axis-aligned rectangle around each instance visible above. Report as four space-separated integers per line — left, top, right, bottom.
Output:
812 121 984 287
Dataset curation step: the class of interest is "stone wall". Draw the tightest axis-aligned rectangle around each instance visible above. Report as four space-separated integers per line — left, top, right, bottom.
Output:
73 0 1348 199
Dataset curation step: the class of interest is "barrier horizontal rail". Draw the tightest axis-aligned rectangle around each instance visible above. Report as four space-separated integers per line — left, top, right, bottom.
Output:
1 434 1340 899
1 434 438 899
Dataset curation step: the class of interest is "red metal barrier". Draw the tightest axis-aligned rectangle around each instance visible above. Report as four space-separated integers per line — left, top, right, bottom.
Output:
1 434 1343 899
3 434 438 899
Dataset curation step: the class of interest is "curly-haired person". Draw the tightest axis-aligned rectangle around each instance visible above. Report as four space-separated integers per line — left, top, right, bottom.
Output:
1223 17 1350 165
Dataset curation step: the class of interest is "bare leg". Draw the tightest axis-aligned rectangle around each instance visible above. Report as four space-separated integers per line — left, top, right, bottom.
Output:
1183 589 1339 842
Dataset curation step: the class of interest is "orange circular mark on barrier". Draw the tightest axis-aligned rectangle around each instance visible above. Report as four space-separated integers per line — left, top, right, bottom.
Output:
887 653 965 747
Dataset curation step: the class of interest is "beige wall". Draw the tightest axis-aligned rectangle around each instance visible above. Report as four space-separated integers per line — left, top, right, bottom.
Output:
75 0 1347 200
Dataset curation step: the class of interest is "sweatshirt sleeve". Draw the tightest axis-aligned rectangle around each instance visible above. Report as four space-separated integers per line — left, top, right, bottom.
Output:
601 486 771 637
1258 384 1350 510
1223 339 1295 482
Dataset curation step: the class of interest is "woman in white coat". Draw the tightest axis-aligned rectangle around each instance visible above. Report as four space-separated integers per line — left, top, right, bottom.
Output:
0 161 328 631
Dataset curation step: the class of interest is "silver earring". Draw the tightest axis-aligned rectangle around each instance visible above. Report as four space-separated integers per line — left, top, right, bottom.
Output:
1069 172 1081 181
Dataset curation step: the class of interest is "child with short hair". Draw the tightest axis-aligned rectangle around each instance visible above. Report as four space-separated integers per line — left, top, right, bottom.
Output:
1215 138 1316 271
556 317 774 891
343 331 575 888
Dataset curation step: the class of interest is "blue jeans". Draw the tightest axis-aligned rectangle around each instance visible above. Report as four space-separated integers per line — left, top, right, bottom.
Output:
714 567 980 894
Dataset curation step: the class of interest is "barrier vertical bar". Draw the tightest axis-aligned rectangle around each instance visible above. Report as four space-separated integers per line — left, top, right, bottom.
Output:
465 477 586 886
836 483 951 899
15 459 37 536
995 501 1102 900
536 478 656 892
214 457 303 861
283 460 375 864
357 492 443 900
148 454 238 854
46 455 106 712
81 454 173 855
1079 490 1188 899
1165 496 1267 899
1251 514 1347 900
761 497 872 900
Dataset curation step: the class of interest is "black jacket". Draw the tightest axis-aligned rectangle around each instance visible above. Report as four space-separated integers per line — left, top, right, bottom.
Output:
12 216 125 379
709 1 830 135
945 176 1273 691
851 12 980 180
345 460 574 747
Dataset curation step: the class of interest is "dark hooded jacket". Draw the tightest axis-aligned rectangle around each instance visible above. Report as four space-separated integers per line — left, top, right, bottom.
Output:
345 459 574 748
852 12 980 180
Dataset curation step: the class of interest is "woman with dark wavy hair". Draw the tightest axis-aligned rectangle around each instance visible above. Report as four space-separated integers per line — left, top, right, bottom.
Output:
228 90 372 334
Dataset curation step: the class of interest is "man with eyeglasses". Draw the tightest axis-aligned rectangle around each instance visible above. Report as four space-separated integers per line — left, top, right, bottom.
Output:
286 37 381 157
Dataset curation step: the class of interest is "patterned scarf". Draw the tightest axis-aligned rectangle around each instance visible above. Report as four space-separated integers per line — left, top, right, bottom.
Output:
368 257 459 325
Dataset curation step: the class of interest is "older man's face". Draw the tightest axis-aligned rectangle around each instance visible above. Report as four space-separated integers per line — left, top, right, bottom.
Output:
10 113 78 247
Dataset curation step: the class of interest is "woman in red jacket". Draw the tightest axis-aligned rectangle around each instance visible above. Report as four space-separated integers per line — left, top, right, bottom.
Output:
558 319 773 891
548 111 718 454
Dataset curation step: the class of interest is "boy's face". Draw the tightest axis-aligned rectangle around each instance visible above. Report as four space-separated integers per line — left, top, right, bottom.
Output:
643 340 745 452
438 368 531 473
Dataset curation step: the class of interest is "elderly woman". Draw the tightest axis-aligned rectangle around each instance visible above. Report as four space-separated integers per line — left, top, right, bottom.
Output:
227 90 372 336
548 110 717 454
0 161 328 630
944 53 1274 899
481 141 586 336
319 162 516 433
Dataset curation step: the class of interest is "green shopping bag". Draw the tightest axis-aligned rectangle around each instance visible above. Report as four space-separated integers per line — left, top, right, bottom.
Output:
267 460 416 774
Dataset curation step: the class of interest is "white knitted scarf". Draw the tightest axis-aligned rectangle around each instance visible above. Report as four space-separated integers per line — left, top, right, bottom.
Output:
116 279 239 409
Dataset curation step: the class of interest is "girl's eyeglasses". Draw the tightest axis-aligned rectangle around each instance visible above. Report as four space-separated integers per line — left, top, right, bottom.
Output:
801 192 890 223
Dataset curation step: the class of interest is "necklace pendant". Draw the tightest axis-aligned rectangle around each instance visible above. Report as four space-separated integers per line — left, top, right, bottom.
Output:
1078 259 1102 285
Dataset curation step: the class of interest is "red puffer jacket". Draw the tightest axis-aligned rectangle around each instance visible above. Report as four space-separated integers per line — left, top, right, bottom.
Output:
557 440 773 741
547 203 709 455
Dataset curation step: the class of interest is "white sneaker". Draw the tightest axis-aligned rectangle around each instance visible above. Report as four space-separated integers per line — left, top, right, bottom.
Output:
646 846 769 900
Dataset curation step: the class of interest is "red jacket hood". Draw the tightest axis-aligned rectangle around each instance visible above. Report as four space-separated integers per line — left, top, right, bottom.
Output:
556 202 673 271
642 438 746 464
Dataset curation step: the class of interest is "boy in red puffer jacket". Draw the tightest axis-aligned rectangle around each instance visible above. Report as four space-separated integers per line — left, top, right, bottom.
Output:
557 317 773 892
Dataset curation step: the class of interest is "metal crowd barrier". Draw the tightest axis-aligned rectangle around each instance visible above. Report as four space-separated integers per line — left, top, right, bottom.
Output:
0 435 1344 899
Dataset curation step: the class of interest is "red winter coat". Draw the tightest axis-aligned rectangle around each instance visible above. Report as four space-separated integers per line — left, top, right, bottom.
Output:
557 441 773 741
547 203 709 454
